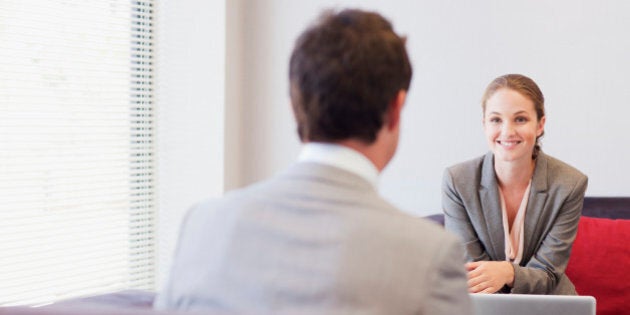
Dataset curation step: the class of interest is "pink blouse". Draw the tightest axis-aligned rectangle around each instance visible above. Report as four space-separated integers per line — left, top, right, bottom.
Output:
498 180 532 264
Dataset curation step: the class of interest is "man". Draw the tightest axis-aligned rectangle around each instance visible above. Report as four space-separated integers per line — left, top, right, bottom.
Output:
155 9 471 315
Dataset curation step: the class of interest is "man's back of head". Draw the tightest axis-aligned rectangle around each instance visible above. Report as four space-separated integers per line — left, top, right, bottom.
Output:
289 9 411 161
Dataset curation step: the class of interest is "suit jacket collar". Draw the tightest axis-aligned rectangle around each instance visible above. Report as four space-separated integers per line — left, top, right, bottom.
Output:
298 143 379 188
531 152 549 193
523 152 549 261
479 151 549 262
284 161 376 193
480 152 505 260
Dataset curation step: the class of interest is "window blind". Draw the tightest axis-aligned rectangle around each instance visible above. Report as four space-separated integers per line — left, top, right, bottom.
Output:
0 0 156 306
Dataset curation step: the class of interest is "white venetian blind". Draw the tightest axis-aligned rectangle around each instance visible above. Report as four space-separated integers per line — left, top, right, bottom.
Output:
0 0 156 306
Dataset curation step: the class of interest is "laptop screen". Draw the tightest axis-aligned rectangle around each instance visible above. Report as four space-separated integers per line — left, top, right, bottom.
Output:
470 293 596 315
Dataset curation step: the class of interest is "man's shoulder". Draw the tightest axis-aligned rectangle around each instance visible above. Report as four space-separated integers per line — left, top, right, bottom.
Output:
183 179 274 221
395 211 462 244
363 198 463 250
187 163 377 214
186 162 456 239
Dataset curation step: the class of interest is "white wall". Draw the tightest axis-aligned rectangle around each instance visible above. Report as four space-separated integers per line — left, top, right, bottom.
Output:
237 0 630 216
225 0 246 191
155 0 226 288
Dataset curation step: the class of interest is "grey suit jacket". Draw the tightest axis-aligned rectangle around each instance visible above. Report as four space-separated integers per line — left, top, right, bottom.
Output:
442 151 588 295
156 162 471 315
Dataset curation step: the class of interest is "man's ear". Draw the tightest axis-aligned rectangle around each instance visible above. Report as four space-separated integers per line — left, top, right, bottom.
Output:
387 90 407 130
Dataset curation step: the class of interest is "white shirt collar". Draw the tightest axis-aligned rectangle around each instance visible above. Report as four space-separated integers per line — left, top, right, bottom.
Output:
298 142 380 188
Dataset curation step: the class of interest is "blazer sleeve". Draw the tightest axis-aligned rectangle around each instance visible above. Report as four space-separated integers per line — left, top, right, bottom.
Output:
442 168 491 262
425 235 473 315
511 175 588 294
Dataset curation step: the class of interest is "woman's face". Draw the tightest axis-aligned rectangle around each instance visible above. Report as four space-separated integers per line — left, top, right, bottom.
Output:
483 88 545 164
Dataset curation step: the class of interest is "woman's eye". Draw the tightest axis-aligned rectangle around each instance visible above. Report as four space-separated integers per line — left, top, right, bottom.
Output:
515 116 528 123
489 117 501 123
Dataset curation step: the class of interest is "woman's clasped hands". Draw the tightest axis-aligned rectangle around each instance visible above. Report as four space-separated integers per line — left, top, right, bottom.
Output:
465 261 515 293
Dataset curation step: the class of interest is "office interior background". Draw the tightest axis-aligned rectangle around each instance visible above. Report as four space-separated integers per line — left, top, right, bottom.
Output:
1 0 628 306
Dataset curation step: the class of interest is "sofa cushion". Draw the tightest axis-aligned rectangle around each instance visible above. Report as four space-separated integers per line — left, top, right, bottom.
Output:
566 216 630 315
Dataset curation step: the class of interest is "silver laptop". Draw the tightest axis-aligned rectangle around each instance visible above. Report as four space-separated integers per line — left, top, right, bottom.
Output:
470 293 596 315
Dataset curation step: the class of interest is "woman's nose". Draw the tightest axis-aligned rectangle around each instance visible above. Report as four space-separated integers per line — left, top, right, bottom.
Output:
501 122 515 135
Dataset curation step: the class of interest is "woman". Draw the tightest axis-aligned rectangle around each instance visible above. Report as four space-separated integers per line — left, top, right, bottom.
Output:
442 74 587 295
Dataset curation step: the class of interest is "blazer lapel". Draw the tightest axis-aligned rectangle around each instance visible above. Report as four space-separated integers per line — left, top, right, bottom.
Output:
522 152 549 262
479 152 506 260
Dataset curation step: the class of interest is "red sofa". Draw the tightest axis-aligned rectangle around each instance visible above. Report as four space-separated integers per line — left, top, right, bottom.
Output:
564 198 630 315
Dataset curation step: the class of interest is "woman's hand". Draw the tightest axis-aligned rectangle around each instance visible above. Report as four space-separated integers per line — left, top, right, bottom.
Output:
465 261 515 293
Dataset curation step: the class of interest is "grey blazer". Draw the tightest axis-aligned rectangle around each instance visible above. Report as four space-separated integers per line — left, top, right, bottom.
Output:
442 151 588 295
156 162 471 315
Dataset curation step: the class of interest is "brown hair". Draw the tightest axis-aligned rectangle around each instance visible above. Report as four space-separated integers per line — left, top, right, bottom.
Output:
481 74 545 159
289 9 412 143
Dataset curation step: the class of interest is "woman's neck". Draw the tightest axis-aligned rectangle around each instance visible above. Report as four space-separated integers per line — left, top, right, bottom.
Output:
495 158 536 190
